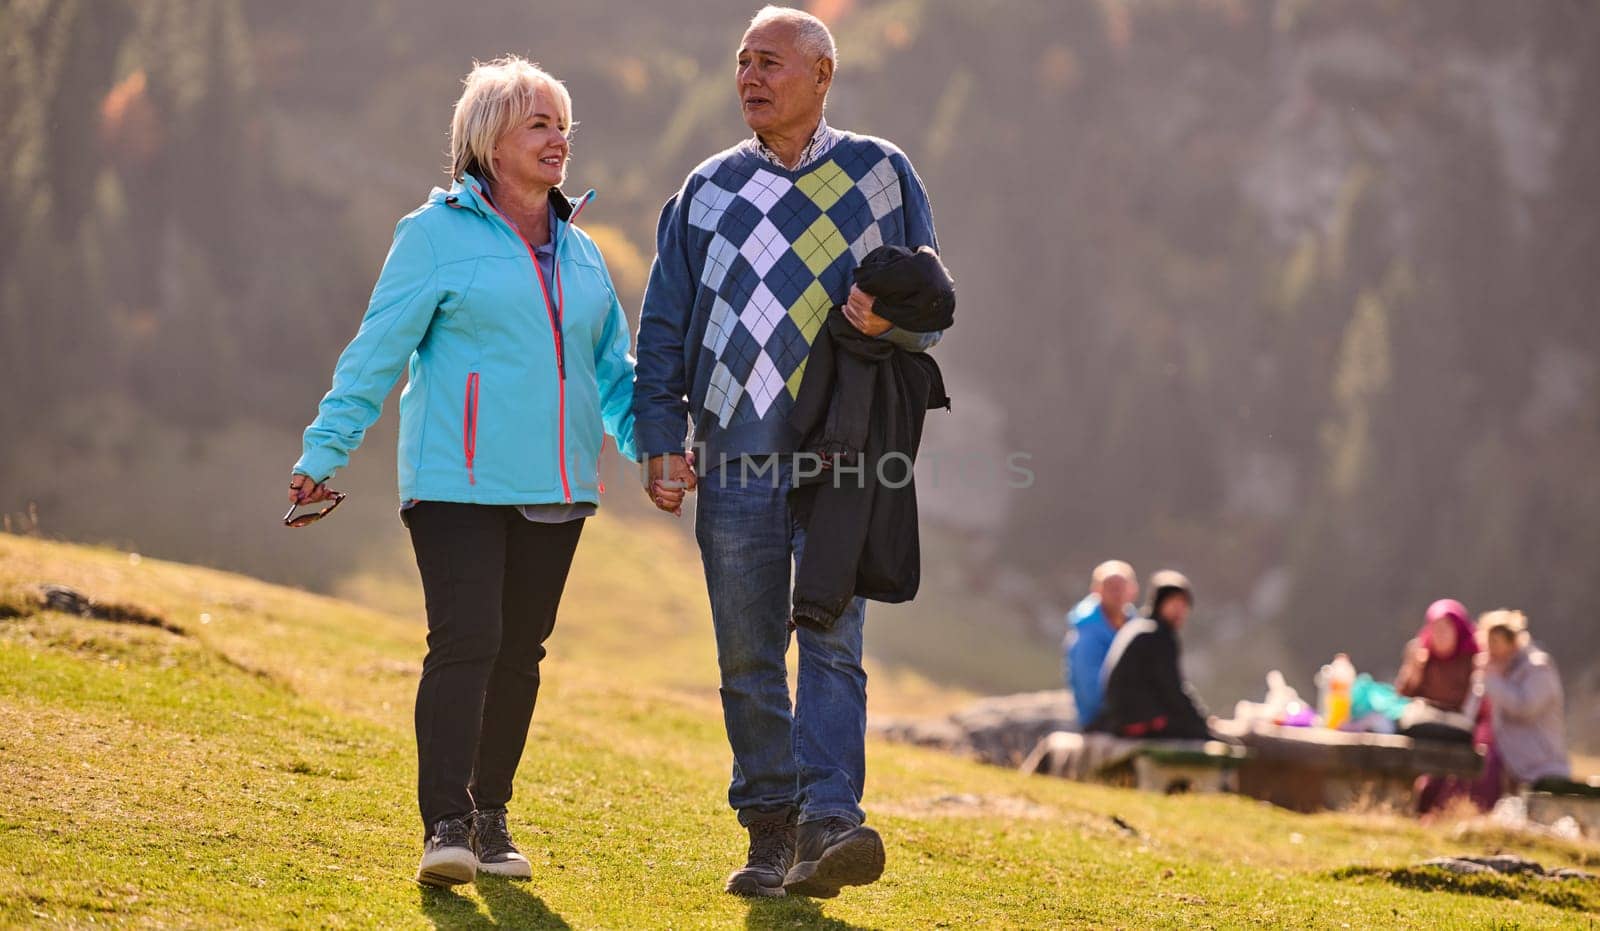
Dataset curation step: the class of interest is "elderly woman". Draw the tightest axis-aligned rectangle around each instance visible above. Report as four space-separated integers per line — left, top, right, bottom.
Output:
1397 598 1487 814
1479 609 1570 790
286 56 637 886
1396 598 1479 713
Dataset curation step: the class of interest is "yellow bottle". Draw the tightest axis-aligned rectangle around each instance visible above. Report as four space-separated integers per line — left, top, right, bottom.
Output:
1321 653 1356 730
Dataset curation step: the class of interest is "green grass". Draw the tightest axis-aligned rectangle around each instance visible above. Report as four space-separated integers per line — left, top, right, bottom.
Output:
2 528 1597 928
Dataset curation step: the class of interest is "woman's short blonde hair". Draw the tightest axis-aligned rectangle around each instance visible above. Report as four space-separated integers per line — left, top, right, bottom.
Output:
449 55 572 185
1479 608 1531 646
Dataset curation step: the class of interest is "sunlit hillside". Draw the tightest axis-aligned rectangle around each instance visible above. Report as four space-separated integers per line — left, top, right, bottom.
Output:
3 531 1597 928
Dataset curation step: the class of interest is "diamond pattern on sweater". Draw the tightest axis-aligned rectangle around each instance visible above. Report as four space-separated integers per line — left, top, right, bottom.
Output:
703 296 738 356
688 181 738 232
704 361 743 429
795 160 853 210
746 352 785 416
788 279 832 345
739 217 788 277
793 214 849 276
702 233 739 291
739 281 787 345
688 145 911 429
738 169 793 212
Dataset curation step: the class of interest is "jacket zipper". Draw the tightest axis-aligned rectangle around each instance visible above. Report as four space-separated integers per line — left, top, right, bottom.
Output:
477 188 591 504
463 371 481 485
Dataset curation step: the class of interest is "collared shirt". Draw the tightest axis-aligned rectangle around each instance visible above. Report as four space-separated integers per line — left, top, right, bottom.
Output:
750 117 842 172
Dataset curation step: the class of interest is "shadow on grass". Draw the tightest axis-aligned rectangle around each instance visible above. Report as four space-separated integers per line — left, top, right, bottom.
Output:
1331 866 1599 913
745 895 881 931
417 877 571 930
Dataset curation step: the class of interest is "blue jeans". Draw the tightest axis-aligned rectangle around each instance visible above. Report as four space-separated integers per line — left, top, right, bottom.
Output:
694 458 868 827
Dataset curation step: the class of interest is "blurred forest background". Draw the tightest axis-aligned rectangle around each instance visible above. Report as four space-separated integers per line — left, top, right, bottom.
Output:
2 0 1597 742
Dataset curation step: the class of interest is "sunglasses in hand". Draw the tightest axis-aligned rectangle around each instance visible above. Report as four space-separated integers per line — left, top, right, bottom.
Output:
282 490 347 528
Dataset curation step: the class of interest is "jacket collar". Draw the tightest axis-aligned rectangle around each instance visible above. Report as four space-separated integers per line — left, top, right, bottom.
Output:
433 172 592 225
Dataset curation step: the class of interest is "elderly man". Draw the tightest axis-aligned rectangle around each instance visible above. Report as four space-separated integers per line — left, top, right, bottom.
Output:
632 5 942 899
1063 560 1138 729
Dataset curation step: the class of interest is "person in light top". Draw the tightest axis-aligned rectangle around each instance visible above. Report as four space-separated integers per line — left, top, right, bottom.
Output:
1479 609 1570 788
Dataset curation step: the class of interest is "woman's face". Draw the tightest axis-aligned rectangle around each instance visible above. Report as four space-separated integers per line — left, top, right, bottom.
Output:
1158 595 1192 631
1486 629 1518 665
1428 614 1459 656
491 87 570 192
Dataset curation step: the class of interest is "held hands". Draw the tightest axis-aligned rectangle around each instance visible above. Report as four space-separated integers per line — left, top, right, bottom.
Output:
642 452 697 516
842 285 892 337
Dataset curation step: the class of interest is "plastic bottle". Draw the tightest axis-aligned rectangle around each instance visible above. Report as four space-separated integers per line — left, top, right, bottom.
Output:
1317 653 1356 730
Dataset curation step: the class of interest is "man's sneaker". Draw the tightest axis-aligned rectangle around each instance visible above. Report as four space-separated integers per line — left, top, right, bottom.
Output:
724 808 796 898
471 807 533 880
416 818 477 887
782 817 884 898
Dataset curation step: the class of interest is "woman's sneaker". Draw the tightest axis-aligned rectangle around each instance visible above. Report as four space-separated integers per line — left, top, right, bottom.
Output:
471 808 533 880
416 818 477 887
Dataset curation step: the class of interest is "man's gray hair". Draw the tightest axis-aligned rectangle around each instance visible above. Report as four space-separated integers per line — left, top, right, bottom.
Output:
747 5 838 66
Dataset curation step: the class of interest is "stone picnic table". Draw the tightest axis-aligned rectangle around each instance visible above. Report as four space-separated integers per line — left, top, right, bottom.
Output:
1208 718 1483 812
874 691 1487 813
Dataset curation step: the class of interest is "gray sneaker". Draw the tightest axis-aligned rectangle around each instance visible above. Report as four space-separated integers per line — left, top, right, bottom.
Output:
416 818 477 887
471 807 533 880
724 808 796 897
782 817 884 898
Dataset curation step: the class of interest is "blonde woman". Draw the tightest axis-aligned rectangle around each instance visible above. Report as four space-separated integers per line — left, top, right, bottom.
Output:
1480 610 1570 789
286 57 637 886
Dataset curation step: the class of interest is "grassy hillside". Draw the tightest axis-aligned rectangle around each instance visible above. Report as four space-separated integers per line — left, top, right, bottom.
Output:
2 528 1597 929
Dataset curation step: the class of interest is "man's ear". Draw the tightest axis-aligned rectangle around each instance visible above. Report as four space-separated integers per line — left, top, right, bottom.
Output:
815 56 834 90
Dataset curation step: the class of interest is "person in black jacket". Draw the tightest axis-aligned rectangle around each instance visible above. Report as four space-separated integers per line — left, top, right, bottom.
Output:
1088 570 1211 740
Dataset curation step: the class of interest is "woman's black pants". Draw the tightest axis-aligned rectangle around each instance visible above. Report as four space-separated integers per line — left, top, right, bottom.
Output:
404 502 583 830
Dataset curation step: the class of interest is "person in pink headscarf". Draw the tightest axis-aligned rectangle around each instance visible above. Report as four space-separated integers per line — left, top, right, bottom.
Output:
1395 598 1479 712
1397 598 1488 816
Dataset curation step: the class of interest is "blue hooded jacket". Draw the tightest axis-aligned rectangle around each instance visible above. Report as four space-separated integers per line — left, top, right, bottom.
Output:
295 174 637 503
1064 595 1135 728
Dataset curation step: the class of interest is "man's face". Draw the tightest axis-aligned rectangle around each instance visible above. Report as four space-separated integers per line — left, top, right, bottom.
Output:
1160 595 1192 631
736 22 830 137
1099 576 1130 613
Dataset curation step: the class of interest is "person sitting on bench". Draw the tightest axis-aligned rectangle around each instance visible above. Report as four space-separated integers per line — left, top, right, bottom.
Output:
1480 609 1570 790
1089 570 1210 740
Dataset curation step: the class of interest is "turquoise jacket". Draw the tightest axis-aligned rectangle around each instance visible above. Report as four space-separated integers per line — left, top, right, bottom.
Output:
294 174 638 504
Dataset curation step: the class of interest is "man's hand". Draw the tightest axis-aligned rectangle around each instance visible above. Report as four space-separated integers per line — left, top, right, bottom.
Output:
842 285 892 337
643 453 697 516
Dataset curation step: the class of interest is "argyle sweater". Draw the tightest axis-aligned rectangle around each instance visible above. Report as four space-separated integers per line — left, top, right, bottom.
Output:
633 130 939 465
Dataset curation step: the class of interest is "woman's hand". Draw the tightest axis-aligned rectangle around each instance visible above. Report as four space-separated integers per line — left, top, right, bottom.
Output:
842 285 892 337
642 453 697 516
288 473 335 505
